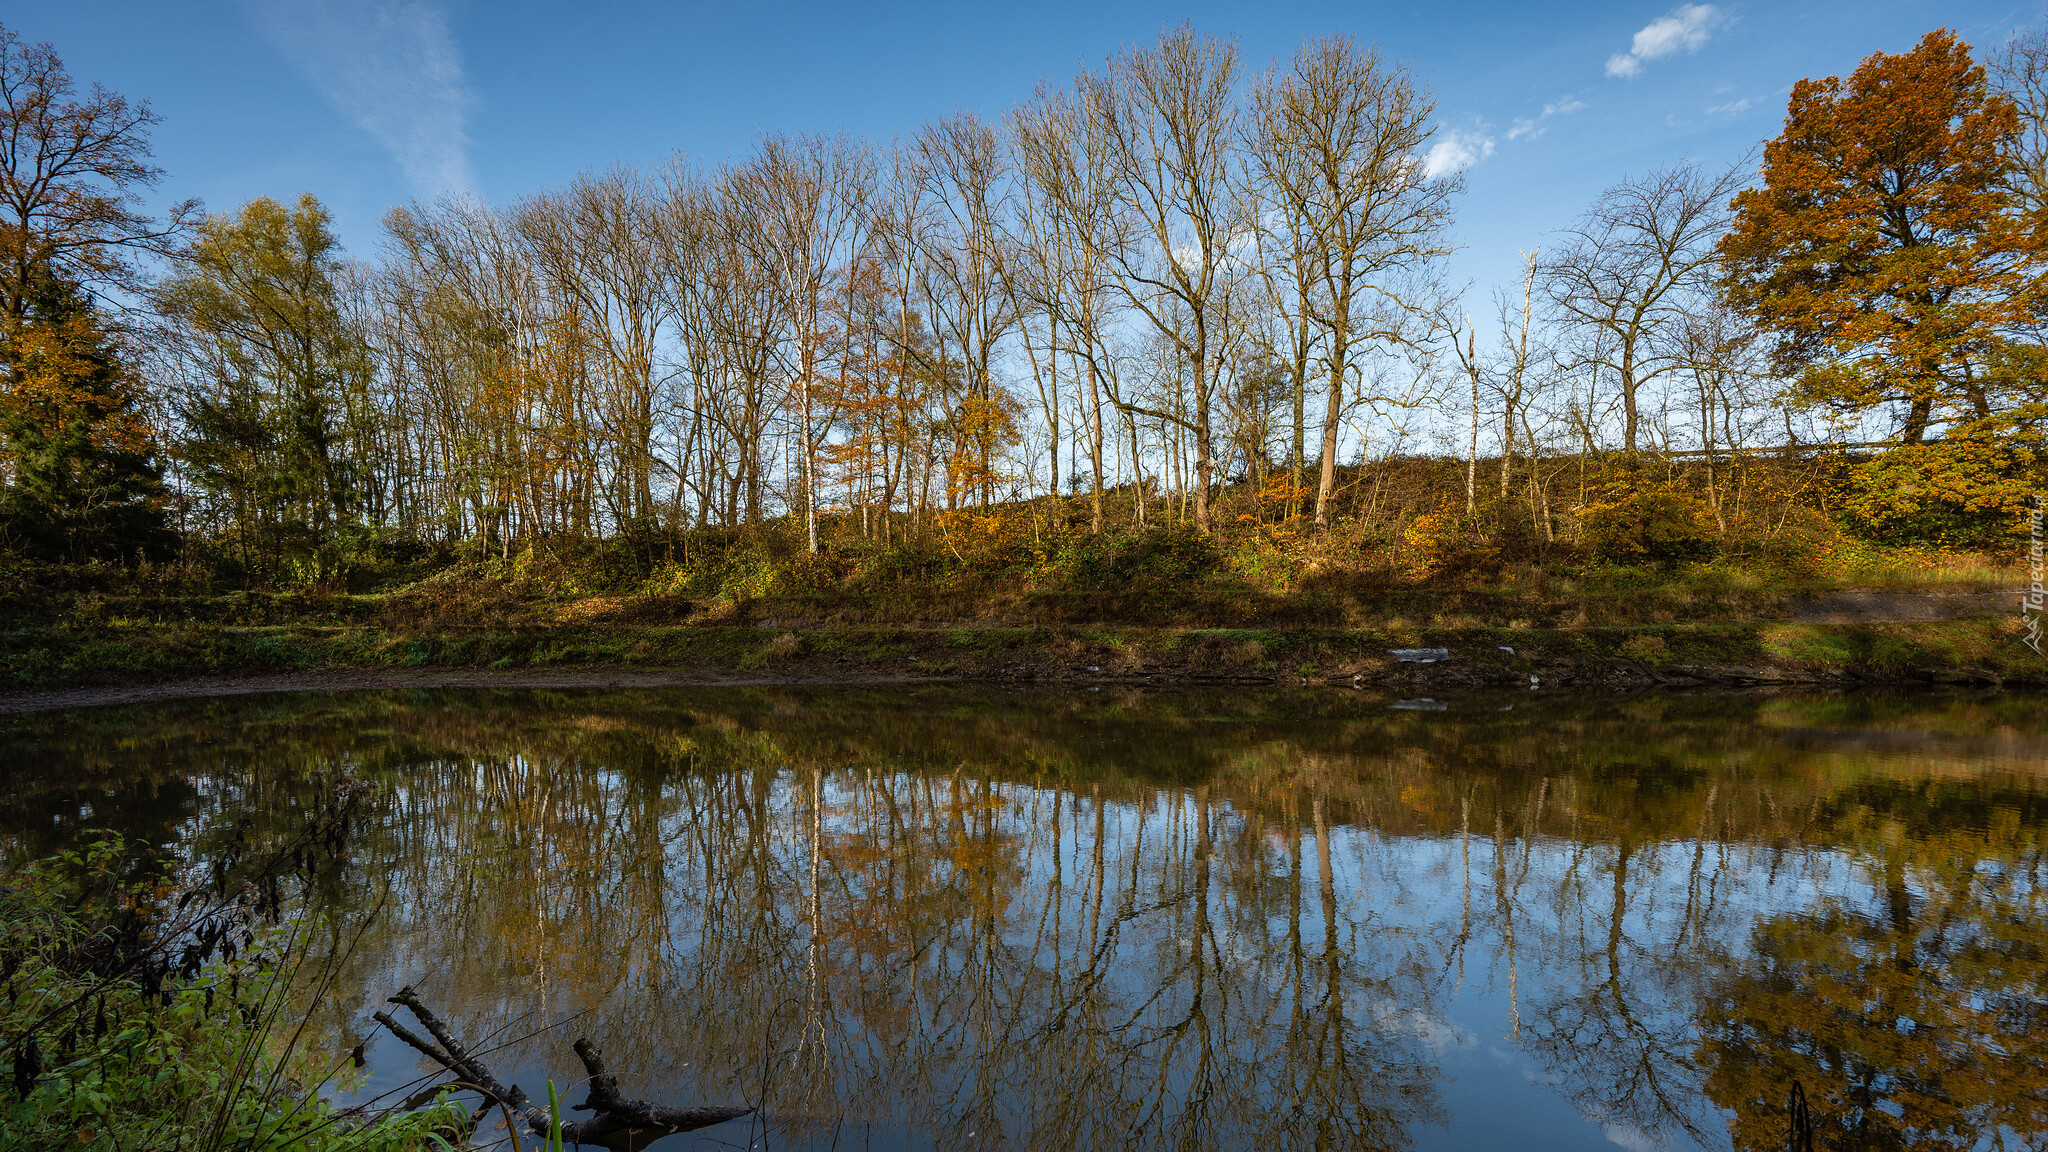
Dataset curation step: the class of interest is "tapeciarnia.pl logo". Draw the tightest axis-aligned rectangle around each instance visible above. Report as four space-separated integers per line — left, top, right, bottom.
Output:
2027 495 2045 657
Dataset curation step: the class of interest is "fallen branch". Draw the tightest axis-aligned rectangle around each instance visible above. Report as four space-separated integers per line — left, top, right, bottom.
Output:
373 986 752 1152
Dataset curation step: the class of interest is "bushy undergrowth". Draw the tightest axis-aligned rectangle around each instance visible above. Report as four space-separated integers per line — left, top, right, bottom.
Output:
1036 522 1220 591
1833 435 2045 551
0 450 2029 638
1577 480 1720 567
0 795 468 1152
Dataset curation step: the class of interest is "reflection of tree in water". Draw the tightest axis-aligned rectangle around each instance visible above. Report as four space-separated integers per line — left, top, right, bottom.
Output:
294 730 1446 1149
680 766 1442 1149
5 686 2048 1149
1510 773 1740 1148
1697 785 2048 1152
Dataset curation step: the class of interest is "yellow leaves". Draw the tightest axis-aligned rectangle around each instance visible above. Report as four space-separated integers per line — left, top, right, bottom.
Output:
1577 482 1718 565
2 316 155 458
1402 511 1494 577
1251 473 1311 528
1834 433 2044 548
1398 785 1438 818
933 506 1035 568
940 389 1025 506
1700 855 2048 1150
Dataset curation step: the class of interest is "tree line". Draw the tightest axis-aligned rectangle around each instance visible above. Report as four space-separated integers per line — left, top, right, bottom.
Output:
2 22 2044 582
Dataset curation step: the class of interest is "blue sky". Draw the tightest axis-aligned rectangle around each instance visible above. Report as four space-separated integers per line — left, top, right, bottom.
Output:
11 0 2044 297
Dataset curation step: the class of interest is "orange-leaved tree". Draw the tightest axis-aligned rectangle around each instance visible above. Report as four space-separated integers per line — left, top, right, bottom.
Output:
0 271 170 560
1720 29 2048 445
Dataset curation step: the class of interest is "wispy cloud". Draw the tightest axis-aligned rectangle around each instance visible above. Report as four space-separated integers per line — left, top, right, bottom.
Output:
1507 94 1589 142
1706 94 1760 116
248 0 477 196
1606 4 1723 79
1421 128 1496 179
1603 1124 1661 1152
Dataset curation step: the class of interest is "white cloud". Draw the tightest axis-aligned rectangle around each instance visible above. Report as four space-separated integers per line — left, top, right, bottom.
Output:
1603 1123 1663 1151
1507 94 1589 141
248 0 477 197
1606 4 1723 79
1421 128 1495 179
1706 95 1760 116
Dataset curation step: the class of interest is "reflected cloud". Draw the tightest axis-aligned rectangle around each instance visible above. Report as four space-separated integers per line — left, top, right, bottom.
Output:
6 686 2048 1150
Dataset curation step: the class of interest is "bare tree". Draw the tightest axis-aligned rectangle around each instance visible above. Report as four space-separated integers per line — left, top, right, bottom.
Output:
1678 306 1771 533
699 165 791 526
869 143 943 532
727 133 874 552
914 113 1015 508
1248 35 1459 524
1495 250 1541 501
382 196 544 544
1450 250 1554 530
0 23 196 328
1078 25 1246 534
517 168 671 529
1541 161 1744 456
651 160 728 530
1012 82 1126 530
1454 310 1481 515
1991 24 2048 215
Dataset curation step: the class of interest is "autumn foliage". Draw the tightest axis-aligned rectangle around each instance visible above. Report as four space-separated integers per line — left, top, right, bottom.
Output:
0 278 169 561
2 17 2045 588
1721 30 2048 444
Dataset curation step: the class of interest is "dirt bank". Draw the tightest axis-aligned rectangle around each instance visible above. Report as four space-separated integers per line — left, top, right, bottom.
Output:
0 667 951 715
0 614 2036 715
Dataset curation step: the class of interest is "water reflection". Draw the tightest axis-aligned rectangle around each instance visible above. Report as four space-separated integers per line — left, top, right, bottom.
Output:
3 687 2046 1151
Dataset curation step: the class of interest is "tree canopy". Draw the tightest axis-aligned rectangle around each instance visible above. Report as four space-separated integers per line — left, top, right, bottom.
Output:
1720 29 2048 444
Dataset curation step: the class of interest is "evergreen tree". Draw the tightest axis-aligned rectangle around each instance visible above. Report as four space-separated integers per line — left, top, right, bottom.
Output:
0 269 173 562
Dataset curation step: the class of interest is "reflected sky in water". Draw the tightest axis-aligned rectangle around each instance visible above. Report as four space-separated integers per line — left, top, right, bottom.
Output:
3 686 2046 1151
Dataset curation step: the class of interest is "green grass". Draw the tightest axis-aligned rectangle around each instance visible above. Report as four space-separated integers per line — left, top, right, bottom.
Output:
1 616 2037 691
1 835 469 1152
1 538 2032 692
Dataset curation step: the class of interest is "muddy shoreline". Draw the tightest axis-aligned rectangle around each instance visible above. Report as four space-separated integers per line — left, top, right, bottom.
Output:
0 667 951 715
0 647 2025 715
2 597 2035 715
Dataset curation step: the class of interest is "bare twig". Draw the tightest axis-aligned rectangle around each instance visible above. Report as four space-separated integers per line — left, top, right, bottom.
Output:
377 986 753 1152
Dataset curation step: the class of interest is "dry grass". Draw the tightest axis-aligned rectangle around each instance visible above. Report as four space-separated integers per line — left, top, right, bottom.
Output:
1841 555 2021 592
1618 634 1671 664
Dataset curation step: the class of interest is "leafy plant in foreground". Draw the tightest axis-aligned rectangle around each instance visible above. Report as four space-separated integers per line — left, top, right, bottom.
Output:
0 795 468 1151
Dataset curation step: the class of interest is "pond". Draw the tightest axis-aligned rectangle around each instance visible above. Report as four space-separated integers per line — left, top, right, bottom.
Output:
2 686 2045 1151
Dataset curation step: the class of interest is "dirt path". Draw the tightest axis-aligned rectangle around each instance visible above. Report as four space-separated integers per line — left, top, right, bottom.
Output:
1789 590 2018 623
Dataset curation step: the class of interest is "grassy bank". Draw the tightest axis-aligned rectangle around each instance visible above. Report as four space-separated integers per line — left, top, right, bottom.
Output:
2 616 2036 692
2 512 2034 694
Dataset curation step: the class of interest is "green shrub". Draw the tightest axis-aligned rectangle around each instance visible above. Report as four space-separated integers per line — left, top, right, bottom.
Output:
852 543 956 588
1040 524 1219 591
0 834 468 1151
1833 436 2044 552
1578 481 1719 566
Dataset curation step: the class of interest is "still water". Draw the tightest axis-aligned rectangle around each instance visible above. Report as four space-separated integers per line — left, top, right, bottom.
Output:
3 686 2046 1151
